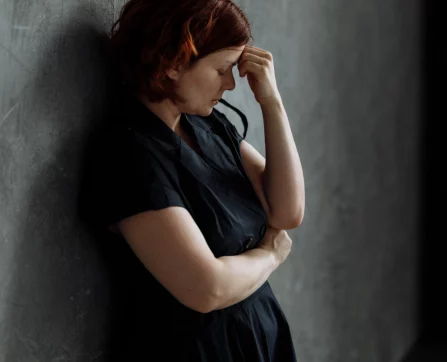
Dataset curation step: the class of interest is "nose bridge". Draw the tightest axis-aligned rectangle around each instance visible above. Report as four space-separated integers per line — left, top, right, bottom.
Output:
224 70 236 90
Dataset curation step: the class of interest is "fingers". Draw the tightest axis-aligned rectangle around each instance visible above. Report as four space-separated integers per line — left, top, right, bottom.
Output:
239 60 263 77
238 52 272 77
238 45 274 76
242 45 273 61
239 52 270 66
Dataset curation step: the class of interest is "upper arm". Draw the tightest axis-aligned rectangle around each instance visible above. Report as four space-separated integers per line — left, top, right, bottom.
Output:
86 130 221 313
116 206 220 314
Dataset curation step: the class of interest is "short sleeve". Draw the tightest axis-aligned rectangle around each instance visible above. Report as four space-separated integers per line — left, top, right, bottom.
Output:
81 127 185 232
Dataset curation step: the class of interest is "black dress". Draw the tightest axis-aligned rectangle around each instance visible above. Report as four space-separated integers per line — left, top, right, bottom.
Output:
85 91 297 361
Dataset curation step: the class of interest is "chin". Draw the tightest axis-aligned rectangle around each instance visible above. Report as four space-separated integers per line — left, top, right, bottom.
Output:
197 105 214 117
187 103 214 117
206 106 215 115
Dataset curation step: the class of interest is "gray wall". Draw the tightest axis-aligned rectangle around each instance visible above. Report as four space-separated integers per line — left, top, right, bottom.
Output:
0 0 421 361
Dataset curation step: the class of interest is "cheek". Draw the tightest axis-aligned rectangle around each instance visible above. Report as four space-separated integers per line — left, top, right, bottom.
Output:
198 79 219 98
183 69 221 102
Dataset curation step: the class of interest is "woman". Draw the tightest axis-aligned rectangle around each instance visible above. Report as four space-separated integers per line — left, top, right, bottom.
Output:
89 0 305 360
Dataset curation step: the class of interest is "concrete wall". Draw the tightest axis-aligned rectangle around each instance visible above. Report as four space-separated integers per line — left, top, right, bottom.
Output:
0 0 421 361
0 2 117 361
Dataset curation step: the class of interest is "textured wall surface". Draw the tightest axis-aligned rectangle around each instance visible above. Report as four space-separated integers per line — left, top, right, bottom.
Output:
0 1 120 361
0 0 421 361
219 1 422 361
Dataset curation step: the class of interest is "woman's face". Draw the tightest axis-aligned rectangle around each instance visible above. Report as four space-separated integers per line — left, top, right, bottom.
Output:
170 45 245 116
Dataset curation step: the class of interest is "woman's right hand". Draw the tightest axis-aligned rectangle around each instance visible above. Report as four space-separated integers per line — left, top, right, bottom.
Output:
257 226 292 266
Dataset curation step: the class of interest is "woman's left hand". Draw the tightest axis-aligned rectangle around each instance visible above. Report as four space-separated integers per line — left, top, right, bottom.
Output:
238 45 281 105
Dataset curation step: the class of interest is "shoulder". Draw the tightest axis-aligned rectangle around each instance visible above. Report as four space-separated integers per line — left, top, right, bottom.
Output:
97 124 156 163
89 124 160 188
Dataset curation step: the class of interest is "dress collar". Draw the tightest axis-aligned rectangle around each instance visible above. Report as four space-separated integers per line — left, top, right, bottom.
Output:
114 90 247 151
119 92 210 152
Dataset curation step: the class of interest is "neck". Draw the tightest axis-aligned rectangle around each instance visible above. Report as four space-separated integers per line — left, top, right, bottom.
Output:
135 93 183 133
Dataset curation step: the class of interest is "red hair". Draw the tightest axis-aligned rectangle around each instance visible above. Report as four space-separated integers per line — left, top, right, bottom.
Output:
108 0 253 103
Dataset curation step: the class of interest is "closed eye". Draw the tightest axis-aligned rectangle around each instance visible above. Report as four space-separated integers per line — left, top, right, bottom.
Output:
218 63 236 76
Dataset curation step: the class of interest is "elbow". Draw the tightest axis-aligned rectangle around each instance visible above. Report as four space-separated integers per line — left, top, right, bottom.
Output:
183 270 223 314
268 207 305 230
197 264 227 313
194 302 215 314
192 288 221 314
180 291 217 314
201 293 221 314
290 207 305 229
284 200 305 229
291 207 305 228
277 218 302 230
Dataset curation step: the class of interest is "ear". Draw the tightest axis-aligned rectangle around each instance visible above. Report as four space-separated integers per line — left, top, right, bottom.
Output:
166 64 185 82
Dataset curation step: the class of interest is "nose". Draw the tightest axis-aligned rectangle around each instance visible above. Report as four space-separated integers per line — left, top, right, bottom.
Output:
222 71 236 91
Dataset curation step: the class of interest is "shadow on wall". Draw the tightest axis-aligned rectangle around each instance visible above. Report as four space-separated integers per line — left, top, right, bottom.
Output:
2 8 130 361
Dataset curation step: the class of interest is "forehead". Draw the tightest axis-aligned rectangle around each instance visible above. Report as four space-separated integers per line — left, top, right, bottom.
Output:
205 46 245 64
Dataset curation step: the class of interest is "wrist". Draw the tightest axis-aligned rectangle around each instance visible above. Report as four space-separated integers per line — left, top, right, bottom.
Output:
258 94 283 108
257 246 280 269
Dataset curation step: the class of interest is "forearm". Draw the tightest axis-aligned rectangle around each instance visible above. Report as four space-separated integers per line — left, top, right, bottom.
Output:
210 248 278 310
261 97 305 228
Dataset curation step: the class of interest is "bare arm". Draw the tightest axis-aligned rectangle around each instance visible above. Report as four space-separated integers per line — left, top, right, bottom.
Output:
238 99 305 230
261 98 305 227
212 247 278 310
116 206 279 314
211 226 291 310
